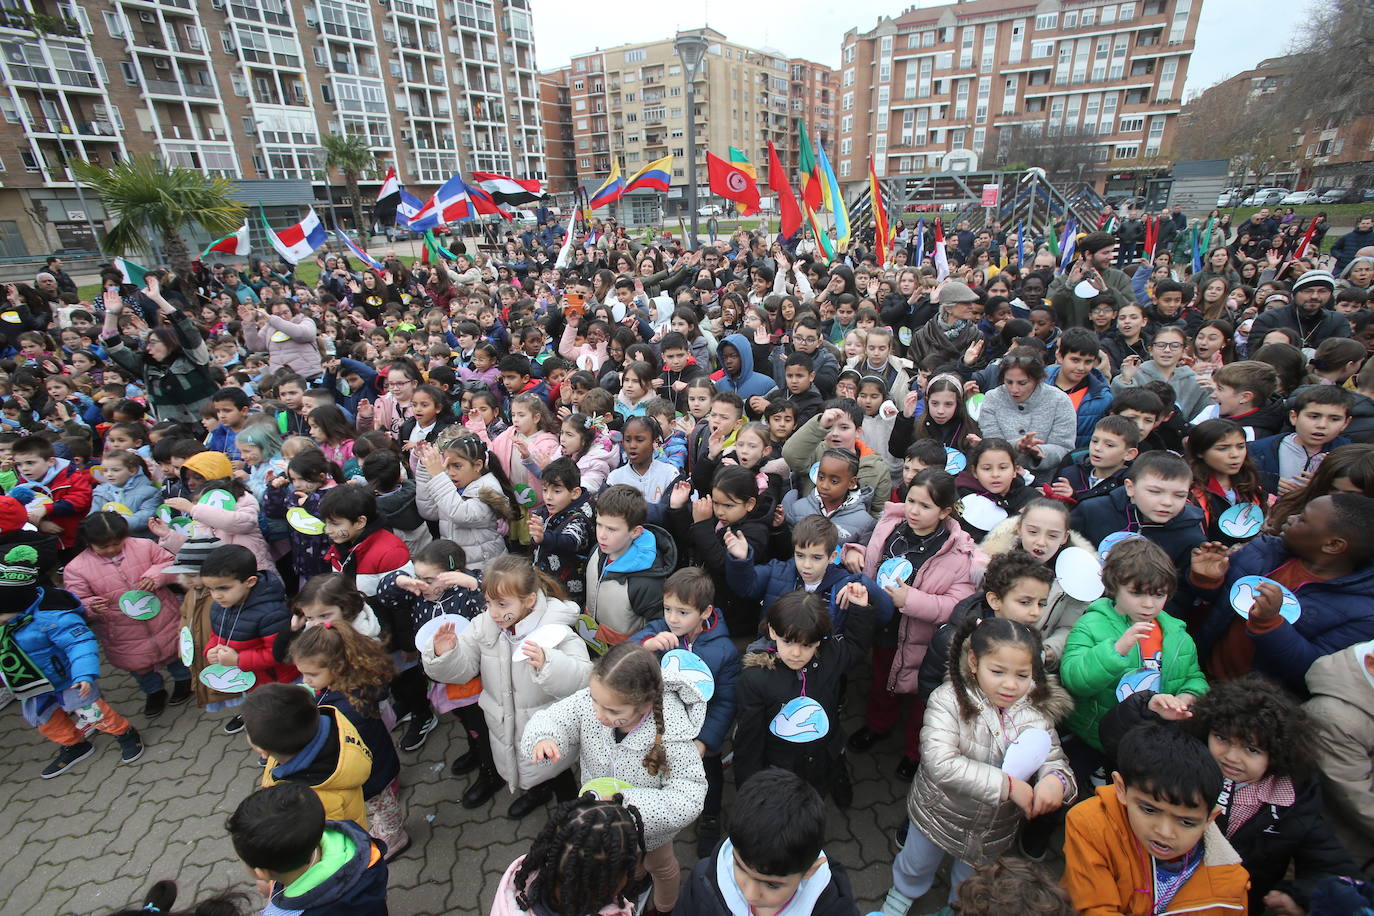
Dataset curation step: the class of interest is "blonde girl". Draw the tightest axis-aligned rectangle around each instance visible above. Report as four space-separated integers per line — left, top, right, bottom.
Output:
523 642 707 915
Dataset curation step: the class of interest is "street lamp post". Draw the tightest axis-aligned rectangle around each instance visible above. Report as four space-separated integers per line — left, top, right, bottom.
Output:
675 30 709 250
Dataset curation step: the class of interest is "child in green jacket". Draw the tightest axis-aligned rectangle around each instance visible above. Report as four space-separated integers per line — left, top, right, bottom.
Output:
1060 537 1209 776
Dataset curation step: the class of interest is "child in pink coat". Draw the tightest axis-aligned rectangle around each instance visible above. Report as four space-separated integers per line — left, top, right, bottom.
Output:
65 511 190 716
152 450 274 571
476 393 561 511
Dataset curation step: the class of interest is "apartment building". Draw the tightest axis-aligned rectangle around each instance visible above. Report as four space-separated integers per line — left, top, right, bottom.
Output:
838 0 1200 185
0 0 543 258
538 67 576 195
561 29 835 223
786 58 836 179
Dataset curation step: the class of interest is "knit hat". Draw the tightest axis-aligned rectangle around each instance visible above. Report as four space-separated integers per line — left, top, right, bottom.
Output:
164 536 219 575
0 496 29 534
182 451 233 482
1292 269 1336 292
0 544 40 587
937 281 979 305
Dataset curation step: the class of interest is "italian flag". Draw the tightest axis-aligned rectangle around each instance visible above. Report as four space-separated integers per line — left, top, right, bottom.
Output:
113 256 150 286
199 223 250 259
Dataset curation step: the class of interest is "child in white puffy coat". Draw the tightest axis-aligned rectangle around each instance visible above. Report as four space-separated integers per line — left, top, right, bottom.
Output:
522 642 707 915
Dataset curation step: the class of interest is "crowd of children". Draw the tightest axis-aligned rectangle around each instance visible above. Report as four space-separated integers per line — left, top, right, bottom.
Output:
5 224 1374 916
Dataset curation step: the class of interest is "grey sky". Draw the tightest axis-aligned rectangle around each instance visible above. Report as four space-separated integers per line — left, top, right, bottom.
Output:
529 0 1312 98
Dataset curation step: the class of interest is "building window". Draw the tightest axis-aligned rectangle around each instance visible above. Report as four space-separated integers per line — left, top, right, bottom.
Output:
624 49 645 63
102 11 125 37
1115 144 1139 158
1035 13 1058 29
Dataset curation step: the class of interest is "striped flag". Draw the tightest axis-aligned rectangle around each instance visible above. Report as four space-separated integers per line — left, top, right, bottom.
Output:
199 223 250 259
1058 218 1079 271
868 155 889 266
914 218 925 268
375 166 400 204
470 171 546 206
933 219 950 281
113 256 150 286
1294 217 1321 260
335 230 384 271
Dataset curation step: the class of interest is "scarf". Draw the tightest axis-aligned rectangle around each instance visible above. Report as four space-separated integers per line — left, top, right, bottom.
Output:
938 315 971 341
0 611 52 700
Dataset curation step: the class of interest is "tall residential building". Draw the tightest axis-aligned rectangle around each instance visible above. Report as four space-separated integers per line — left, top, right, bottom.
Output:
0 0 543 258
787 58 836 179
837 0 1200 185
538 66 576 195
564 29 835 224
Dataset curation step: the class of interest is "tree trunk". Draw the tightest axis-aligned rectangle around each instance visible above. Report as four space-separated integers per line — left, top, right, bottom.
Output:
162 228 190 275
347 173 365 245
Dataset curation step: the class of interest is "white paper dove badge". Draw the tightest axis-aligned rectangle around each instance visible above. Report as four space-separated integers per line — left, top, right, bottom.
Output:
179 626 195 667
199 664 256 693
1115 667 1162 702
769 697 829 743
1230 575 1301 623
1055 547 1105 602
198 488 236 511
958 493 1008 532
512 624 569 664
118 590 161 620
1000 727 1052 782
415 614 469 655
1217 503 1264 541
662 649 715 701
286 506 327 535
944 447 967 474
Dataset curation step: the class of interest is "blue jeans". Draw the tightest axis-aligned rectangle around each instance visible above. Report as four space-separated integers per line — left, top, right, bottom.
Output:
133 661 192 695
892 820 974 903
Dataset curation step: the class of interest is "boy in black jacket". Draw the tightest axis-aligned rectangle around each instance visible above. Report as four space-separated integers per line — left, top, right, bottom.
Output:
676 768 858 916
530 459 594 605
1048 415 1139 506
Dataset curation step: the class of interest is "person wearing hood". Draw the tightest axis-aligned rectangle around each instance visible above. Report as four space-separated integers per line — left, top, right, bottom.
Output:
156 450 273 571
1337 254 1373 294
228 784 389 916
711 333 777 404
522 643 709 915
1249 270 1351 348
1304 640 1374 869
583 484 678 647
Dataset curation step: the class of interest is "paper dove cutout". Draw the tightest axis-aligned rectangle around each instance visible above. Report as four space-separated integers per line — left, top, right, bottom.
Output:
809 462 820 485
959 493 1009 532
575 614 610 656
1230 575 1301 623
513 484 537 508
102 501 133 517
199 664 256 693
769 697 829 743
511 624 570 663
118 590 161 620
1217 503 1263 540
198 488 236 511
944 447 967 474
965 393 985 423
1116 667 1162 702
662 649 715 701
157 505 175 525
1097 530 1143 562
1001 728 1052 781
1055 547 1105 602
270 330 291 343
878 557 914 589
286 506 326 535
415 614 470 655
179 626 195 667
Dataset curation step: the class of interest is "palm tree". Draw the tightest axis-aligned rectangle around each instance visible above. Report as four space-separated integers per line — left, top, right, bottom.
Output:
319 132 377 242
71 155 245 273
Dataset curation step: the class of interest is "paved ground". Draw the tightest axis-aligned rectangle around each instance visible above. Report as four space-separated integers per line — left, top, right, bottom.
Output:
0 661 996 916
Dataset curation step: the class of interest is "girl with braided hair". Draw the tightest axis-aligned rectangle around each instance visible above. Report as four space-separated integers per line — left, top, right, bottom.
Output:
492 793 646 916
523 642 708 915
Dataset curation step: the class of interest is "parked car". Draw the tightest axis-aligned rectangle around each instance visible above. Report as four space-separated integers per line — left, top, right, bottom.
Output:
1217 189 1243 207
697 204 724 217
1282 189 1322 205
1318 187 1350 204
1243 187 1290 206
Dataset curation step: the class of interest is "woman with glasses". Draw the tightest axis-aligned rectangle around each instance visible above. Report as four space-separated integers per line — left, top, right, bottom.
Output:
1111 325 1215 422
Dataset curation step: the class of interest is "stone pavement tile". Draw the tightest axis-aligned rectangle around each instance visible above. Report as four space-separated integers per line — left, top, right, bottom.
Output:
0 656 944 914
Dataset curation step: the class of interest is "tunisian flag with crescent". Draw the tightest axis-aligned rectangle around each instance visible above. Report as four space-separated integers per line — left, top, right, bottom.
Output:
706 151 760 217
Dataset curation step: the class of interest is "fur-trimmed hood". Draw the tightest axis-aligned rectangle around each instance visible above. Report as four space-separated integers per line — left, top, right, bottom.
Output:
980 515 1094 558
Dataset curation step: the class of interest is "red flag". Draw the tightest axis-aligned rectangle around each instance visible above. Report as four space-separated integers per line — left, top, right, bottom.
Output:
767 141 802 238
1294 217 1320 260
706 151 760 217
868 156 890 267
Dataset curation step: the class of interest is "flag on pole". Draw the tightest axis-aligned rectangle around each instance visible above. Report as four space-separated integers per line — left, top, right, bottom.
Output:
1047 223 1060 259
766 141 801 238
1016 221 1024 267
726 148 758 216
199 223 250 259
1191 225 1202 274
1202 216 1216 254
796 119 823 212
588 161 625 210
426 174 474 225
1144 216 1159 258
375 166 400 204
933 219 950 281
1294 217 1320 260
914 218 925 267
815 138 849 251
422 229 454 263
706 151 760 217
867 155 889 266
463 178 513 220
335 230 384 271
259 205 327 265
470 171 546 206
623 155 674 194
396 190 436 231
113 256 150 286
1059 218 1079 271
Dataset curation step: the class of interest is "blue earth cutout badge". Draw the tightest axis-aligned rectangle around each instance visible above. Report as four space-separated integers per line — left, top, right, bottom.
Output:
769 696 829 743
1218 503 1264 540
944 447 967 474
662 649 715 701
118 590 161 620
1116 667 1162 702
809 461 820 485
1097 530 1143 562
877 557 913 589
1231 575 1302 623
199 664 255 693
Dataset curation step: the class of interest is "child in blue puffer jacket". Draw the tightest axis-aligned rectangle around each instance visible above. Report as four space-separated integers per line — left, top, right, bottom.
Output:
92 450 163 538
0 543 144 778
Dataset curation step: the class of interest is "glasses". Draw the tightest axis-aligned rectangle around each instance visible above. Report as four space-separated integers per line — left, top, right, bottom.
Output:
793 334 818 344
387 379 416 389
1151 341 1184 351
1090 307 1116 314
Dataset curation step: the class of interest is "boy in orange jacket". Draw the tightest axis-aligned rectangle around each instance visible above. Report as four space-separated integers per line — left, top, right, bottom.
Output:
1062 723 1249 916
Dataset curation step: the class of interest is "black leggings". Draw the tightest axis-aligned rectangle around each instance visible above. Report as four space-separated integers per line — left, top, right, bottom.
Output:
391 665 432 722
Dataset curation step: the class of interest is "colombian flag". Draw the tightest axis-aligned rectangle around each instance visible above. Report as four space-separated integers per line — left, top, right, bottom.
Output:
588 161 625 210
624 154 674 194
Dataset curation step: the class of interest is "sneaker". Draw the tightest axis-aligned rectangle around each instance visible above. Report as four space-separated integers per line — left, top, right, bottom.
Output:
847 726 889 752
222 715 245 735
392 711 412 731
399 712 438 752
169 679 193 706
41 741 94 778
144 689 169 719
895 755 919 782
117 728 144 764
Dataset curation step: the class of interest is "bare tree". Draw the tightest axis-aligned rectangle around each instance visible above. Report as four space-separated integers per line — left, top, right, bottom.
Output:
992 123 1100 176
1274 0 1374 126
